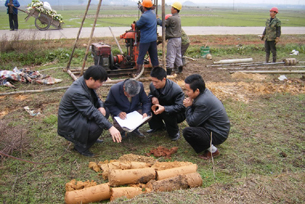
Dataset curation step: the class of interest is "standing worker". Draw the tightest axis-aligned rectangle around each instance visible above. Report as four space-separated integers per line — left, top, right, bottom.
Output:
157 2 183 75
165 13 190 71
261 7 281 63
180 28 190 67
135 0 159 74
4 0 20 31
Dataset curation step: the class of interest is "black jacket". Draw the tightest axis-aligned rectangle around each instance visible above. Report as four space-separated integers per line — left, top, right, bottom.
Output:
57 76 112 148
148 79 185 114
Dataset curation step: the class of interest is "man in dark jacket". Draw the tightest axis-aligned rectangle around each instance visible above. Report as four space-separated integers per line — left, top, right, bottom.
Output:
135 0 159 74
104 79 151 138
58 65 121 157
183 74 230 159
147 67 185 141
5 0 20 31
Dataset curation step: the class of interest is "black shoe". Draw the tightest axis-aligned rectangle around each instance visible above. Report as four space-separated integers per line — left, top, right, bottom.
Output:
132 129 145 138
170 132 180 141
95 139 104 143
147 127 164 133
73 147 94 157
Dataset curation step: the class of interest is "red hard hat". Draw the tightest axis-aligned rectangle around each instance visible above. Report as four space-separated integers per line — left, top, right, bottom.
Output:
270 7 278 13
165 14 172 20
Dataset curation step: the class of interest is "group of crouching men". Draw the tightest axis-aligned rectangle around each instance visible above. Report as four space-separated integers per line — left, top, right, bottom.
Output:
57 65 230 159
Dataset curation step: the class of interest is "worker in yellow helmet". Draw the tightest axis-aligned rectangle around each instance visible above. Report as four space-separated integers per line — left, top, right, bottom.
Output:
157 2 183 75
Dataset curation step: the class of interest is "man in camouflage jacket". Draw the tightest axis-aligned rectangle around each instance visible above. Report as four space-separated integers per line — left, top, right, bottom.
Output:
261 7 281 63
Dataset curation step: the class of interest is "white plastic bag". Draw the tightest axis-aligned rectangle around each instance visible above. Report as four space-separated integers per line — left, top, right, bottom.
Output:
43 2 52 10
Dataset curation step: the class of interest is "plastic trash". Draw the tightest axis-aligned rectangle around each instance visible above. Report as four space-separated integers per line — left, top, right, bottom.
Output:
278 75 287 81
24 106 40 116
290 50 299 55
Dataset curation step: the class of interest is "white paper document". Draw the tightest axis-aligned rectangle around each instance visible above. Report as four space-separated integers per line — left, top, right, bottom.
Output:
114 111 151 132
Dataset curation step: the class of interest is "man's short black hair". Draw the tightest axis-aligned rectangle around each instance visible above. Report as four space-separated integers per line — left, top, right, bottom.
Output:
150 67 167 81
184 74 205 93
84 65 108 82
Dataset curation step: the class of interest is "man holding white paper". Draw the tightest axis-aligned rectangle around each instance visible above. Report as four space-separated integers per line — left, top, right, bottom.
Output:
105 79 151 138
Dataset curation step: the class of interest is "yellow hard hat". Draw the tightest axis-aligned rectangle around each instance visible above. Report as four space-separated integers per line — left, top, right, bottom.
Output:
142 0 153 8
172 2 182 11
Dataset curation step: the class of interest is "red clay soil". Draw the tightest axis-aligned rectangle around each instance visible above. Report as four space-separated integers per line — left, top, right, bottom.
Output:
146 146 178 158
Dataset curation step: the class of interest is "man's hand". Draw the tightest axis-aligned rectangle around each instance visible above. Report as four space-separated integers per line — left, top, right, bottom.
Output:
152 104 165 115
151 97 159 105
142 113 148 118
119 112 127 119
261 35 265 41
275 37 280 44
109 126 122 143
98 107 106 116
183 97 193 108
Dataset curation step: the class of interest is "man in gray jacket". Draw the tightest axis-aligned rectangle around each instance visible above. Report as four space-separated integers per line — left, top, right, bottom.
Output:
58 65 121 157
183 74 230 159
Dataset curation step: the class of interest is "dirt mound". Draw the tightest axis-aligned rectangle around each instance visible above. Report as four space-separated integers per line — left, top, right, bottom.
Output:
231 72 267 81
146 146 178 158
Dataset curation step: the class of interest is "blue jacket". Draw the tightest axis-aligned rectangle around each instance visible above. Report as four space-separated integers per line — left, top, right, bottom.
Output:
105 80 151 116
5 0 20 15
135 10 157 43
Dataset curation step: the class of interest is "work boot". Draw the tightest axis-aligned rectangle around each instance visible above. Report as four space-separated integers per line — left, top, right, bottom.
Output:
273 56 276 63
166 68 173 75
177 66 183 74
265 55 270 63
135 64 143 75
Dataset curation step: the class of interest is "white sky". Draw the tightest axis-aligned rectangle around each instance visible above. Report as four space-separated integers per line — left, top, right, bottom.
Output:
148 0 304 5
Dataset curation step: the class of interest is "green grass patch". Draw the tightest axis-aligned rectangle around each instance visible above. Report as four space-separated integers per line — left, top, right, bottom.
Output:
0 6 305 29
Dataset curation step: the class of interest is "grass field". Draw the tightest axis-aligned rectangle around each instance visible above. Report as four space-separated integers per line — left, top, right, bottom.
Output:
0 5 305 30
0 33 305 203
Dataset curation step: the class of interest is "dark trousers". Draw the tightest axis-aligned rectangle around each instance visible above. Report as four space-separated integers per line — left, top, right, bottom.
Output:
75 109 109 151
137 41 159 66
183 126 227 153
8 13 18 30
149 111 185 138
265 40 276 62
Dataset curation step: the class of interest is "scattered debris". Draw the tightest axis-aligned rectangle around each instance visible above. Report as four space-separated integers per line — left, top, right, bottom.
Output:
0 67 62 88
24 106 41 116
290 49 299 55
206 53 213 60
278 75 288 81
